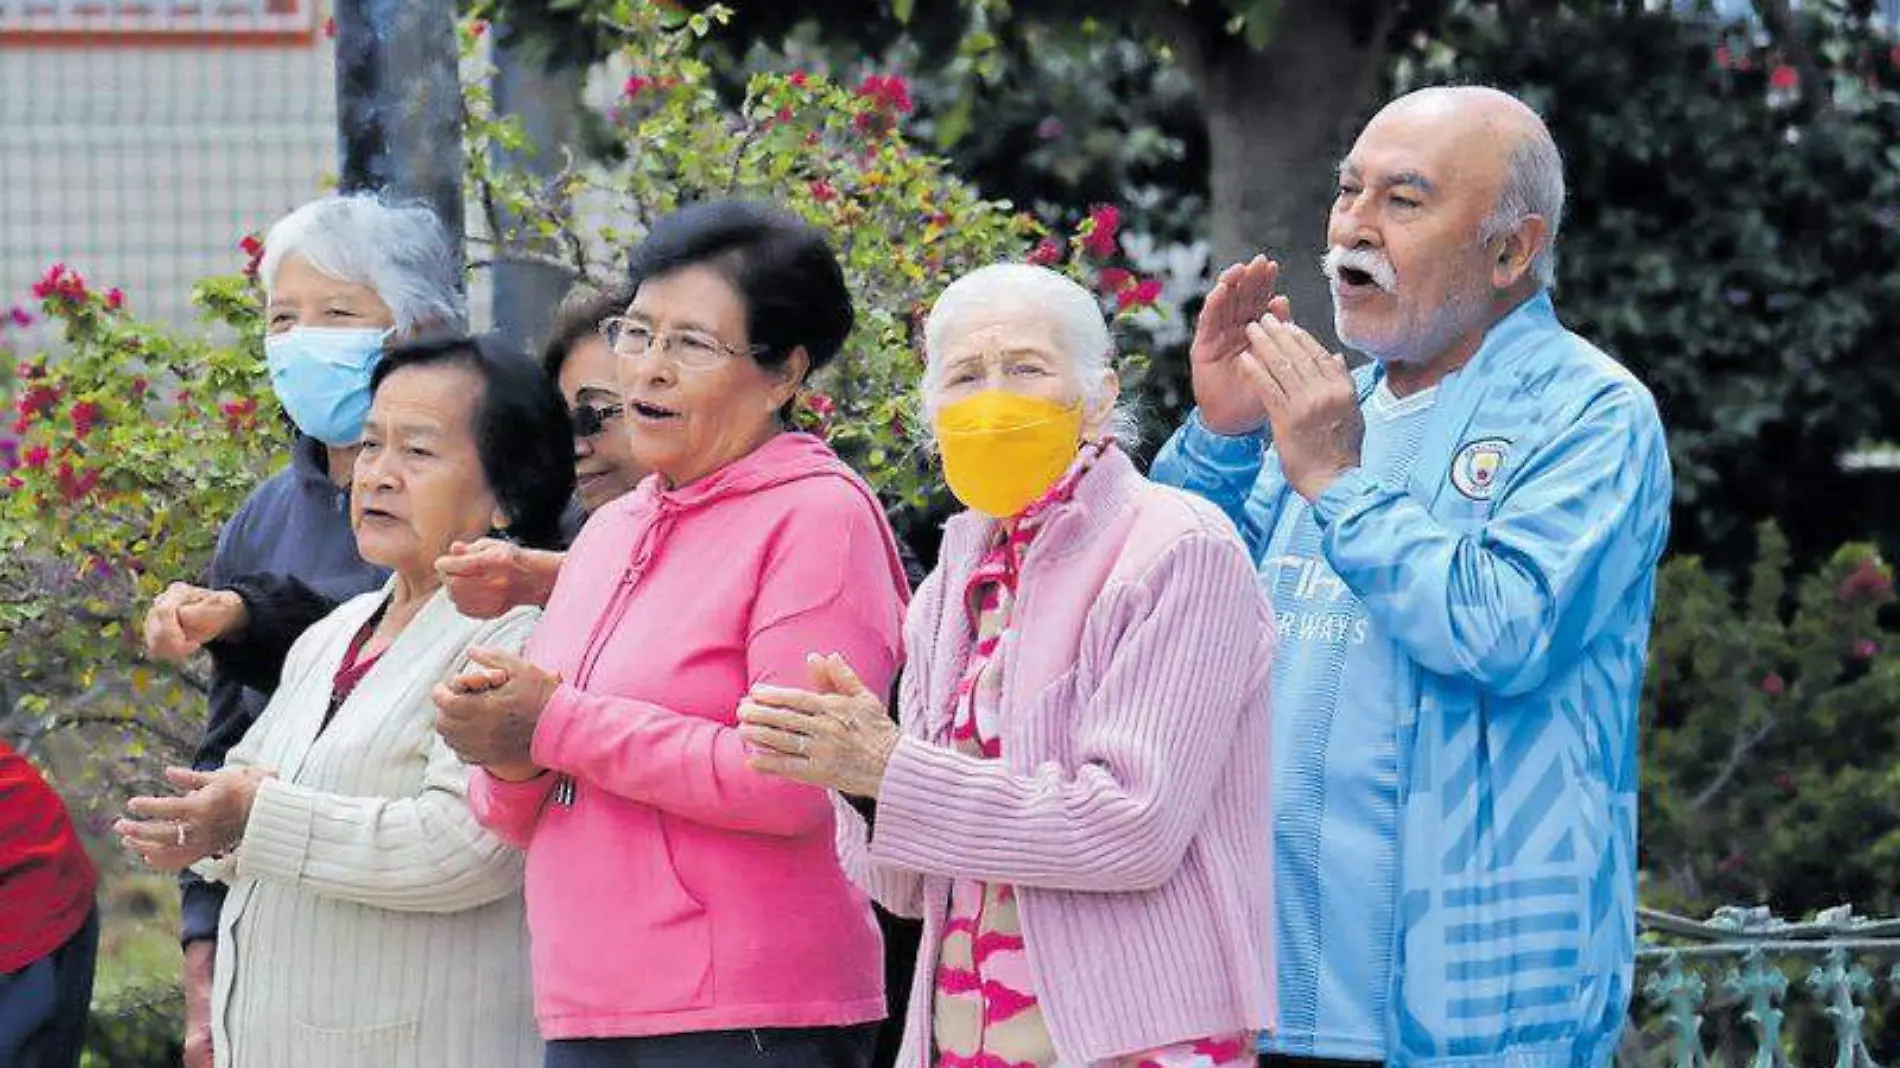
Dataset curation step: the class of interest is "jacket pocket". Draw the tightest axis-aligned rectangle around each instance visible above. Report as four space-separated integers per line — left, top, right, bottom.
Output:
290 1016 420 1068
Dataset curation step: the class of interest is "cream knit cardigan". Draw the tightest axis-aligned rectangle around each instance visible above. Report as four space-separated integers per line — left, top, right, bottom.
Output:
196 583 541 1068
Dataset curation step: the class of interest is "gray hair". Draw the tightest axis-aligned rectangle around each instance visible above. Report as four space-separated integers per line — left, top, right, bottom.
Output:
1481 131 1566 289
259 192 466 334
921 263 1140 446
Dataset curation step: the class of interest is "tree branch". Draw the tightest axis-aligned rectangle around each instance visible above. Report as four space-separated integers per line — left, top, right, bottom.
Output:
1691 713 1776 812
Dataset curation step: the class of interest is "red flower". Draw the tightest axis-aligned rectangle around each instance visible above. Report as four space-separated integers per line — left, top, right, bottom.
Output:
17 385 59 419
776 105 794 124
55 462 98 503
130 376 149 398
805 392 836 419
856 73 914 115
789 71 810 89
104 288 124 311
1854 639 1880 661
4 476 20 492
1082 204 1121 258
1769 64 1799 91
240 233 265 278
1760 672 1786 698
809 180 838 203
69 401 100 439
1026 238 1064 267
1118 279 1164 311
469 18 488 38
1097 267 1134 294
623 75 652 101
221 397 259 431
22 445 49 470
6 306 29 328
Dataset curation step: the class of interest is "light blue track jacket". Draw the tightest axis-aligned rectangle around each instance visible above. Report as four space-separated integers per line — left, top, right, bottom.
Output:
1151 291 1672 1067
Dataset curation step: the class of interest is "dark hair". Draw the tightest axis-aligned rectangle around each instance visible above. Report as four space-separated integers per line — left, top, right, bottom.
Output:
541 284 633 381
369 334 577 550
624 200 855 377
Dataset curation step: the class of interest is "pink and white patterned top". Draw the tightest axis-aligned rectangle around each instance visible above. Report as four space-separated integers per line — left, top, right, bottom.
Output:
930 442 1254 1068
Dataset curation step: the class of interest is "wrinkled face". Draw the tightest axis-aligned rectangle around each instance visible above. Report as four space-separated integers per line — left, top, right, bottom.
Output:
558 335 646 512
929 303 1114 437
1324 104 1504 367
612 266 803 488
266 254 396 334
351 363 503 576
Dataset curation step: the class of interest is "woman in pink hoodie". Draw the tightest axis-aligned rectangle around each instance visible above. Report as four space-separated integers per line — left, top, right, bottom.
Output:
433 202 910 1068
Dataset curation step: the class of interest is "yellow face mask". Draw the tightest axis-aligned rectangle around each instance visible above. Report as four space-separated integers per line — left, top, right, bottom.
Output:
934 391 1085 518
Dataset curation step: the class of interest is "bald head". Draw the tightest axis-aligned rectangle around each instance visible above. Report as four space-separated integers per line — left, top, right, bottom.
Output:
1367 86 1565 287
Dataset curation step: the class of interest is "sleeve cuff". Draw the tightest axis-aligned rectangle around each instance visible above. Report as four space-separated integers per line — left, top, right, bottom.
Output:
1310 467 1380 530
529 682 587 773
1181 408 1270 464
867 734 972 871
234 776 317 884
470 766 556 815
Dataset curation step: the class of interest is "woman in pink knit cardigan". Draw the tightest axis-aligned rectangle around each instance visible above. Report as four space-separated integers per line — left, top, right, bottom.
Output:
742 263 1277 1068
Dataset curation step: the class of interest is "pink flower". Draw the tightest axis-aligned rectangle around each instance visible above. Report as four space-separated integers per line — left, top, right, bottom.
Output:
469 18 488 38
1715 45 1734 69
623 75 652 100
1082 204 1120 258
1118 278 1164 311
805 392 836 418
789 70 810 89
1838 558 1893 604
809 180 837 203
1097 267 1133 294
856 73 914 115
22 445 49 470
1770 64 1799 91
6 306 29 328
1854 639 1880 660
69 401 99 438
1026 238 1063 267
104 288 124 311
130 376 149 398
1760 672 1786 698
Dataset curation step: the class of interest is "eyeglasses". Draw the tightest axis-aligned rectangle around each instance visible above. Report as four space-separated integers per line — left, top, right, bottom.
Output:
600 316 767 370
571 402 623 440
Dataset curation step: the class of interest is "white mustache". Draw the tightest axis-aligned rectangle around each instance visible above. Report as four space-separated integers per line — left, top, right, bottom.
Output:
1321 247 1398 292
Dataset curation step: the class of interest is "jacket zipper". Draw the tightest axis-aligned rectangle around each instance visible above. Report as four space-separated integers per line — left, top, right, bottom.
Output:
555 513 665 805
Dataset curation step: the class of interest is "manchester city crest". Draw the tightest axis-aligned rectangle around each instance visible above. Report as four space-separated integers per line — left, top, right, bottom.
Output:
1450 438 1510 500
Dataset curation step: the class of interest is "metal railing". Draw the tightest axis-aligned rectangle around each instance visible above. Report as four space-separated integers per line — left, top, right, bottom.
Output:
1626 905 1900 1067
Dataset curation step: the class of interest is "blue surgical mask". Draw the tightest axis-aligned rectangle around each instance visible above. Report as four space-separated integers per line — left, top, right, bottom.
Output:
264 326 392 446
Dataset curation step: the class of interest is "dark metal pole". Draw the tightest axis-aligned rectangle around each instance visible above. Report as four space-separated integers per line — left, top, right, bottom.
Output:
334 0 465 267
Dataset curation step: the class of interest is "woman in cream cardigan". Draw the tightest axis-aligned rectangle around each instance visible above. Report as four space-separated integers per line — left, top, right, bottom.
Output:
117 335 576 1068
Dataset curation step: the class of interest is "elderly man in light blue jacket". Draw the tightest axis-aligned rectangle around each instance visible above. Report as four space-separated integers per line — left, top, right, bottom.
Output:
1153 85 1672 1068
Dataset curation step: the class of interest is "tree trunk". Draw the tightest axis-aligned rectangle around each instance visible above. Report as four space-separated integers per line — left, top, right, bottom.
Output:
334 0 466 263
490 35 584 354
1169 2 1394 350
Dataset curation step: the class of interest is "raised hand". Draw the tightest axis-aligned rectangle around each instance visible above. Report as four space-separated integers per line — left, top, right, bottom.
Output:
1237 316 1364 501
1189 256 1293 435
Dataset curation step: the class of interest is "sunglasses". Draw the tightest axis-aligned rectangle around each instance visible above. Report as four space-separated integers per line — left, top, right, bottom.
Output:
571 402 624 440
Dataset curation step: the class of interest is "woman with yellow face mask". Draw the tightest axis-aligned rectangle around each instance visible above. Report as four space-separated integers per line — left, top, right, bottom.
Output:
740 263 1280 1068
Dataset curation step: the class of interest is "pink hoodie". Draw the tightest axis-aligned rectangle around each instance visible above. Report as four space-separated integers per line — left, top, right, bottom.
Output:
469 433 909 1040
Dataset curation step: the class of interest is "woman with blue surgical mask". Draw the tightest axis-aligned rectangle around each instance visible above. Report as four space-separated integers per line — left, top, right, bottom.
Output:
138 190 465 1068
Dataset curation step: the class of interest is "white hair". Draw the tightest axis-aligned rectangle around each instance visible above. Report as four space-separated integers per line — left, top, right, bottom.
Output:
921 263 1140 446
1481 131 1566 289
259 192 466 334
